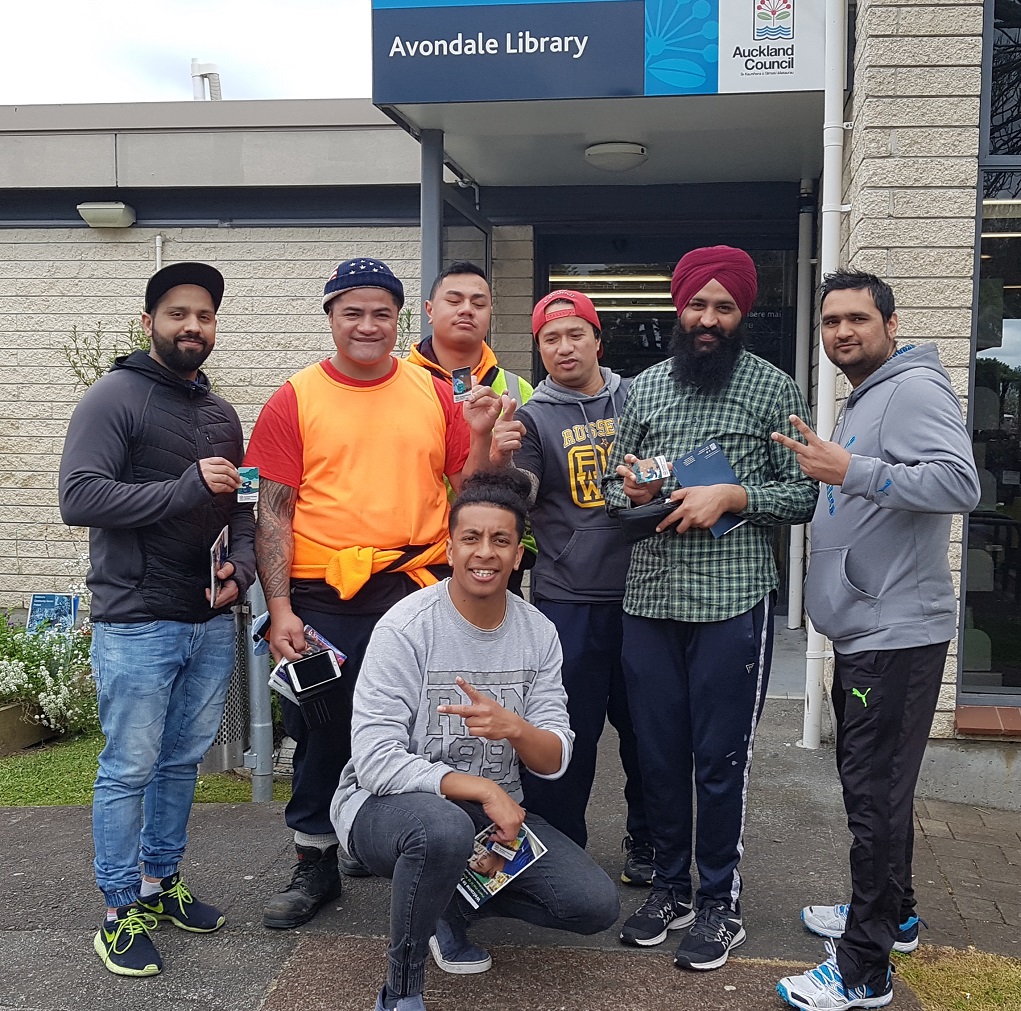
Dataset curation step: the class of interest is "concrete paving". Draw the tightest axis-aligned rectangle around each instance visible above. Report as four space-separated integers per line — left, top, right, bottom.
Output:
1 640 1019 1010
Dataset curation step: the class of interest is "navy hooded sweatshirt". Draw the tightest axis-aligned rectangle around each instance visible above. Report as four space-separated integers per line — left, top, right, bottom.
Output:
514 368 632 603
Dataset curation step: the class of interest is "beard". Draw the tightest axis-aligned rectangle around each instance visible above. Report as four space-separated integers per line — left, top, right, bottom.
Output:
149 324 213 376
668 320 746 395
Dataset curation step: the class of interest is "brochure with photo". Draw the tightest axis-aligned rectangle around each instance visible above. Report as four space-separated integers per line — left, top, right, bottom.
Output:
209 525 229 608
456 822 547 910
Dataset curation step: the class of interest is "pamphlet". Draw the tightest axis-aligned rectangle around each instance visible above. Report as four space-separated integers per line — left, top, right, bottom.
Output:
631 455 671 484
237 466 260 503
456 822 547 909
672 440 748 538
452 366 472 404
209 525 229 607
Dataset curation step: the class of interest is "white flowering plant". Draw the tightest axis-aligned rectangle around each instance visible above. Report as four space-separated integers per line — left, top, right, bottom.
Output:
0 614 98 737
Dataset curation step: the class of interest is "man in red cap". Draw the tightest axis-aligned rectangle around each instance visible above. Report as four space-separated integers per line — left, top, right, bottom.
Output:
603 246 817 971
490 290 653 887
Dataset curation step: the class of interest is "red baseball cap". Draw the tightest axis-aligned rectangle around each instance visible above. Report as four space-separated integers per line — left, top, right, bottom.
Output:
531 289 602 339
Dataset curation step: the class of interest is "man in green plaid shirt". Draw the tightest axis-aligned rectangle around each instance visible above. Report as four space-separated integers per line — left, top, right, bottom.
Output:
603 245 817 972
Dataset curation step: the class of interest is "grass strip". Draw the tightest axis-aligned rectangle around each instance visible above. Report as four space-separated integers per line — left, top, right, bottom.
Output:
894 946 1021 1011
0 733 291 805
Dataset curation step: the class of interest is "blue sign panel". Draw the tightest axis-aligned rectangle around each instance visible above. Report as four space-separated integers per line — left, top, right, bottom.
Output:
372 0 644 104
644 0 718 96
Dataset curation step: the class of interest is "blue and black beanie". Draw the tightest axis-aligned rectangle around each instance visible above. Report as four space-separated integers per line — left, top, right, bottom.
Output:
322 257 405 312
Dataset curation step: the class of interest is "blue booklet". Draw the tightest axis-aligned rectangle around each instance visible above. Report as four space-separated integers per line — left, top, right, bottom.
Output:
672 440 748 539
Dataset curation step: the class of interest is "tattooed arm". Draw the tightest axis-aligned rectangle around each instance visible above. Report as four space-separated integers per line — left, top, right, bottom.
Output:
256 478 307 661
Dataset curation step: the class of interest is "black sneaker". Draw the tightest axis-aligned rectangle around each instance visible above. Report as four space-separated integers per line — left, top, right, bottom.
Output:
137 873 225 932
93 904 162 977
673 900 746 970
620 836 655 887
262 844 342 929
338 850 373 877
620 886 695 947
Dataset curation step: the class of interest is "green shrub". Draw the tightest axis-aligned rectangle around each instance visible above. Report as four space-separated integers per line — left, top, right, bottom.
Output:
0 615 98 736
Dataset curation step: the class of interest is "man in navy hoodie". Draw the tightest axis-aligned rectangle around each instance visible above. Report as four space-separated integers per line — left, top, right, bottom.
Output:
490 289 652 887
772 271 980 1011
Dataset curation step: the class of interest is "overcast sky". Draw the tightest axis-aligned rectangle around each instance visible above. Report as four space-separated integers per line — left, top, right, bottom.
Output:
2 0 373 105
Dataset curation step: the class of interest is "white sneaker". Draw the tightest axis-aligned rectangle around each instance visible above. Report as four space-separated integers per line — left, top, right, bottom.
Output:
777 941 894 1010
801 903 925 954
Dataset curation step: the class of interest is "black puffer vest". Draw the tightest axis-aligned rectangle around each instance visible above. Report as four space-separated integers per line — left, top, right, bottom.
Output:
115 352 242 622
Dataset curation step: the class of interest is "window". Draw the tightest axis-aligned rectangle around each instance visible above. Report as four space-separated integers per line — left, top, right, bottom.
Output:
963 175 1021 696
989 1 1021 156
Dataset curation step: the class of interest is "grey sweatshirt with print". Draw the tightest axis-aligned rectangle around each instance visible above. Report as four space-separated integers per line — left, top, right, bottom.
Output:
804 344 980 653
330 580 573 852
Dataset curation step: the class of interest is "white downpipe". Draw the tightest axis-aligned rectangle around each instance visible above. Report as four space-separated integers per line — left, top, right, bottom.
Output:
155 233 163 272
800 0 846 749
788 178 815 630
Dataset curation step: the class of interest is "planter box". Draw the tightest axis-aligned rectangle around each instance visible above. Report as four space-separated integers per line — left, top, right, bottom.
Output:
0 702 58 756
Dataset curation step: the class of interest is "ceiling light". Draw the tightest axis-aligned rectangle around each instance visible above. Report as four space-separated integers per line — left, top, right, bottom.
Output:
584 142 648 172
77 202 136 228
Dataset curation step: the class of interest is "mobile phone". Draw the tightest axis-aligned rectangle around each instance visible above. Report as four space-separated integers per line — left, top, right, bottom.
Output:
286 650 342 693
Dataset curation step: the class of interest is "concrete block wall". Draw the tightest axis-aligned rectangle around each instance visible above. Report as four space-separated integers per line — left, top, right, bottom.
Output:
845 0 985 738
0 222 534 608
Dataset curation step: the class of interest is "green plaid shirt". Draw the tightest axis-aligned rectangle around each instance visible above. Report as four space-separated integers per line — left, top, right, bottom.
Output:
603 352 818 622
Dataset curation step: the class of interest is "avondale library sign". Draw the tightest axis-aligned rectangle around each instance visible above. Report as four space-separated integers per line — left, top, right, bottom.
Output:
372 0 825 103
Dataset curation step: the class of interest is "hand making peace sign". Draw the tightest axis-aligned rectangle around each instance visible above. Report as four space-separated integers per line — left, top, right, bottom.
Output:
436 676 524 742
771 414 852 486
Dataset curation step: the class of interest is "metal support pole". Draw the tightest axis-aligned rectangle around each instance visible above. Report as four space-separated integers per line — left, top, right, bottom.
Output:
800 0 847 750
787 179 815 631
244 580 274 802
420 129 444 338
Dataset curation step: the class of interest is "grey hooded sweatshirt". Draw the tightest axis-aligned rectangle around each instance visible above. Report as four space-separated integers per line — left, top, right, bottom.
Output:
804 343 980 653
515 368 632 602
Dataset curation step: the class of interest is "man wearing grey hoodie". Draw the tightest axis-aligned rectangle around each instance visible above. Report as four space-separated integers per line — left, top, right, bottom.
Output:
772 271 980 1011
490 289 652 887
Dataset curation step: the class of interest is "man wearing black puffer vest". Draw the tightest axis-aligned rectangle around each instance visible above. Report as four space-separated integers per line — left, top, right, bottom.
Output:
59 262 256 979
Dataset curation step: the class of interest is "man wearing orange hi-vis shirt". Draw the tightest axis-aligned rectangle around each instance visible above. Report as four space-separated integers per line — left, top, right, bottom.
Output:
244 258 503 930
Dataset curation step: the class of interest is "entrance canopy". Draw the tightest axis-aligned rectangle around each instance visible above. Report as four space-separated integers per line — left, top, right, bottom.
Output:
382 91 824 187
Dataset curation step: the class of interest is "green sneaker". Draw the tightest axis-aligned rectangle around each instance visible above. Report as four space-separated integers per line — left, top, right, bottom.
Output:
137 873 225 933
93 905 162 977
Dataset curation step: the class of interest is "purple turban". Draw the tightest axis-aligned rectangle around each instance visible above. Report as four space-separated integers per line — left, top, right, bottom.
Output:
670 245 758 317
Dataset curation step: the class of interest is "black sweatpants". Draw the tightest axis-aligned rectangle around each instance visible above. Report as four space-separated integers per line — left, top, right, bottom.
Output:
621 595 773 910
281 607 384 837
832 641 948 990
521 600 648 849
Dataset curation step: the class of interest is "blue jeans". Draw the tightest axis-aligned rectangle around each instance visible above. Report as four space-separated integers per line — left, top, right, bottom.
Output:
349 794 620 998
91 614 236 908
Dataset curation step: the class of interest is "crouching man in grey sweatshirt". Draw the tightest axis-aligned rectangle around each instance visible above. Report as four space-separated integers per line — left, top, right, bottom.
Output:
772 271 980 1011
330 469 619 1011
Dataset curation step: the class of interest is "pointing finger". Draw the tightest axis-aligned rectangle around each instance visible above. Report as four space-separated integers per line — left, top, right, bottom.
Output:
501 396 517 421
788 414 819 442
771 431 806 454
455 676 484 700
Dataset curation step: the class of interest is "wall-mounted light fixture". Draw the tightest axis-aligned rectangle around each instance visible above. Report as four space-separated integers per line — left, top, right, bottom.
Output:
584 142 648 172
77 201 136 228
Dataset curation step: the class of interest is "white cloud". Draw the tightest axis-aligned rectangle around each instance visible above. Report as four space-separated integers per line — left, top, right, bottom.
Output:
1 0 373 104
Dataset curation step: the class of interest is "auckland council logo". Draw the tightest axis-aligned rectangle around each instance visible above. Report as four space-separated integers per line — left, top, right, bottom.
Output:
754 0 794 41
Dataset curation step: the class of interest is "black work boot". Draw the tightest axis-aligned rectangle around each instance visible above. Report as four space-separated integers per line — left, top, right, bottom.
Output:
263 844 342 929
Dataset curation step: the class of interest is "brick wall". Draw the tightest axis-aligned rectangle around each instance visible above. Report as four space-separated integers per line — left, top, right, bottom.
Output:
0 223 535 608
844 0 985 737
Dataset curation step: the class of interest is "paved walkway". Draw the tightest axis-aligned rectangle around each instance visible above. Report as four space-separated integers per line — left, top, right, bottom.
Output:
1 693 1018 1009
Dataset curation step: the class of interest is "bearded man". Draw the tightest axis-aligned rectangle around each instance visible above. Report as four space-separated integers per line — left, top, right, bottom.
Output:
60 262 256 977
603 245 817 972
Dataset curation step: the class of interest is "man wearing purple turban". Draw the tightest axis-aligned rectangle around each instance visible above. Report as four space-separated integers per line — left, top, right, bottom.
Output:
603 245 818 972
